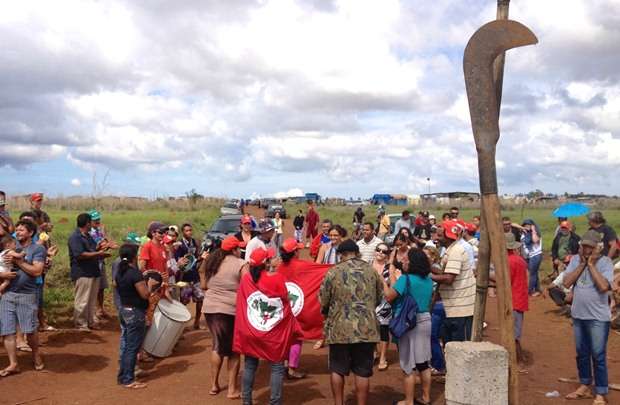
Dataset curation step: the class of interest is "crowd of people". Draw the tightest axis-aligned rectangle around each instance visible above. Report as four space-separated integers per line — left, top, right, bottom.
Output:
0 191 619 405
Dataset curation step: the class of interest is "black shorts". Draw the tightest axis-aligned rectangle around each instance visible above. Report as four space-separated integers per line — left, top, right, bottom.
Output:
379 325 390 343
328 343 375 378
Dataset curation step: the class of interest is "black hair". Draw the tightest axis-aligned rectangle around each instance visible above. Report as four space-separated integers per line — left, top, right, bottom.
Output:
181 223 192 231
204 248 234 280
19 211 36 220
322 219 333 226
394 233 410 246
0 235 15 251
406 249 431 277
442 213 451 221
402 210 410 216
15 219 37 236
280 249 296 263
396 227 414 243
250 264 266 283
118 243 139 277
328 224 347 238
450 207 459 211
363 222 375 230
502 216 511 222
77 213 92 228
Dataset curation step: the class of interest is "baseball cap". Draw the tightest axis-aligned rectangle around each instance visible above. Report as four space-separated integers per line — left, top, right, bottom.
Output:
580 230 602 248
428 214 436 220
88 209 101 221
249 247 276 266
336 239 360 254
505 233 522 250
241 215 252 225
125 232 142 245
221 235 246 251
30 193 43 202
443 220 464 240
559 220 572 230
464 222 477 233
258 218 275 233
281 238 304 253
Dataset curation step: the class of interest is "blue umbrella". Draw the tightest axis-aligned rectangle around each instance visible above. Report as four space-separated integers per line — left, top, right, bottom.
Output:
552 202 590 218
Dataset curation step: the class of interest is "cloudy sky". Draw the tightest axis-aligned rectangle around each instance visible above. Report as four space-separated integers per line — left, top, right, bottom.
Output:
1 0 619 199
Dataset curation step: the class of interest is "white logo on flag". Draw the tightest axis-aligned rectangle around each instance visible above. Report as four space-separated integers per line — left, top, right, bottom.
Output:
285 282 305 317
246 291 284 332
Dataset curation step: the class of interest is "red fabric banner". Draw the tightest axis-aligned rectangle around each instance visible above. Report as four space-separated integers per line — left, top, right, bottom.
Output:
277 258 331 340
233 272 302 362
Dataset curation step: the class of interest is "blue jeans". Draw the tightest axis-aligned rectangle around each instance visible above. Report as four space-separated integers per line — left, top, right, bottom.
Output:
572 319 610 395
117 307 146 385
527 254 542 294
431 301 446 371
242 356 285 405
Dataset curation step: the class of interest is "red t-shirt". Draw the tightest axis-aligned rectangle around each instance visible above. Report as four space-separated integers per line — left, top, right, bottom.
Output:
139 240 168 277
508 252 529 312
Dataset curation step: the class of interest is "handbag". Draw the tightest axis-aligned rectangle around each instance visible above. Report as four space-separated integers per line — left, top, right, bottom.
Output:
389 275 419 339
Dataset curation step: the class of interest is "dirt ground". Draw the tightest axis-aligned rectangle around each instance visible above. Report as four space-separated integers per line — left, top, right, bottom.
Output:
2 207 620 405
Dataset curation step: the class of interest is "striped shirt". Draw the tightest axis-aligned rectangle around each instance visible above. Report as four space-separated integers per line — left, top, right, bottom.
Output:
439 241 476 318
357 236 383 263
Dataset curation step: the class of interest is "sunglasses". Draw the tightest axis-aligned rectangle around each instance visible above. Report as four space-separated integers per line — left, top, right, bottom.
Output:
376 248 389 254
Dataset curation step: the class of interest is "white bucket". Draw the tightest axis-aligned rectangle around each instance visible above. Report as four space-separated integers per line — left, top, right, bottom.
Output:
143 299 191 358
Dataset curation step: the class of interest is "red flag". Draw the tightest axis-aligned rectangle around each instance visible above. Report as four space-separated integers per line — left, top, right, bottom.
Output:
233 272 302 362
277 258 331 340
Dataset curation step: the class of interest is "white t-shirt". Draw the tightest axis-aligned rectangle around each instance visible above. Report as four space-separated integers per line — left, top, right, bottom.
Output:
0 250 11 273
357 236 383 263
244 236 274 262
439 241 476 318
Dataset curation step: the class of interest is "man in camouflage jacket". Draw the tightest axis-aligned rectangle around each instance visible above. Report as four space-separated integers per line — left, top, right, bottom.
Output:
319 239 383 405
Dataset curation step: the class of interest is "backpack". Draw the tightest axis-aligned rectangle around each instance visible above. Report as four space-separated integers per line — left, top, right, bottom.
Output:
389 275 419 338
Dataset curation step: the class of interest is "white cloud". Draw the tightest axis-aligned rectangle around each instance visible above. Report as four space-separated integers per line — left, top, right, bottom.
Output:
274 188 304 198
70 178 81 187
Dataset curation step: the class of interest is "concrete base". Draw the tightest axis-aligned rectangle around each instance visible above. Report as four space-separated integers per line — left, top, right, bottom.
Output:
445 341 509 405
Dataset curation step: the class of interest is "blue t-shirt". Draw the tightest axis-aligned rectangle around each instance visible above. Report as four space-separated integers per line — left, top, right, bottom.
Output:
68 228 100 281
7 242 46 294
393 273 433 315
565 255 614 321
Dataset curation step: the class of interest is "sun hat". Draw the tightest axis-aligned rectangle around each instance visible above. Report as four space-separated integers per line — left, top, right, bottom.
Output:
443 220 464 240
281 238 304 253
30 193 43 202
258 218 275 233
249 247 276 266
221 235 246 251
505 233 522 250
580 230 602 248
336 239 360 254
88 209 101 221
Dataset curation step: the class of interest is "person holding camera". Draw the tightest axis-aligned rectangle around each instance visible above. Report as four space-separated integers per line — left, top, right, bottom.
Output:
562 230 614 404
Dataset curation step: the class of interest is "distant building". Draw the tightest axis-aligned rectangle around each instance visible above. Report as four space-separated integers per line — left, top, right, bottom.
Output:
420 191 480 205
371 194 408 206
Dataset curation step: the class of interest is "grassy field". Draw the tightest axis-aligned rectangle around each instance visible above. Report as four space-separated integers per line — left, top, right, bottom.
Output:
38 204 619 324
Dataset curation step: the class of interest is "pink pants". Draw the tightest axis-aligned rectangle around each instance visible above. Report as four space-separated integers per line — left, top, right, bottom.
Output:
288 340 302 369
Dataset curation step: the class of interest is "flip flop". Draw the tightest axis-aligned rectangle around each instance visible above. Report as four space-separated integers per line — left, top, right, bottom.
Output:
17 345 32 352
378 361 388 371
123 381 147 389
0 367 21 377
39 325 57 332
313 340 324 350
226 392 241 399
565 388 593 400
34 362 45 371
287 370 307 379
209 387 220 395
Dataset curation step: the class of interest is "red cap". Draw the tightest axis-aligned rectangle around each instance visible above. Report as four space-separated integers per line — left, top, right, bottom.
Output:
30 193 43 202
443 220 464 240
249 247 276 266
464 222 477 233
241 215 252 225
281 238 304 253
221 236 246 251
162 234 174 244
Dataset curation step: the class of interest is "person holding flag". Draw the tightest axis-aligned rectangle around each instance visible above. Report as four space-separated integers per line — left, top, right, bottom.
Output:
234 247 302 405
278 238 331 379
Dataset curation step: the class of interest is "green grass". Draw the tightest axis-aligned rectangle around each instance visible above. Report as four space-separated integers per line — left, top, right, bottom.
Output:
40 205 620 319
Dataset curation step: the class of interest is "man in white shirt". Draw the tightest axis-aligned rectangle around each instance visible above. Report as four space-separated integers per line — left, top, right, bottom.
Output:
356 223 383 263
394 210 414 235
244 219 275 261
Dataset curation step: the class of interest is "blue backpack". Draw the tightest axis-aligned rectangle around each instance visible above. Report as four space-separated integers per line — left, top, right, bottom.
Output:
389 275 419 338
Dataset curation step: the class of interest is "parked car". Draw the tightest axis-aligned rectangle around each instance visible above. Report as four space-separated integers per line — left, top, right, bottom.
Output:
220 201 241 215
266 204 287 219
202 214 242 251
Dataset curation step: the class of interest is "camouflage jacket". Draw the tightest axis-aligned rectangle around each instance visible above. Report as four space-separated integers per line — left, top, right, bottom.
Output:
319 257 383 344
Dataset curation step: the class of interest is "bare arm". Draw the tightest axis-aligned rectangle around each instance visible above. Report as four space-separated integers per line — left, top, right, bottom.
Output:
15 259 44 277
607 241 618 259
531 226 540 244
431 272 457 285
587 255 611 293
563 261 586 289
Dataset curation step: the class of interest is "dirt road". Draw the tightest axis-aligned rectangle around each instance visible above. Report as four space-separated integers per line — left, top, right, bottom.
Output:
3 207 620 404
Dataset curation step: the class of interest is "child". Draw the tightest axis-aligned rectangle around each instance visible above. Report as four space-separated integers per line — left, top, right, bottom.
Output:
0 235 24 295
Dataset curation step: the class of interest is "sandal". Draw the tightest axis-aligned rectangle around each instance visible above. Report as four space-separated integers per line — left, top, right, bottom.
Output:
378 361 388 371
123 381 147 389
0 367 20 377
566 386 593 400
313 340 324 350
17 344 32 352
287 370 307 379
226 392 241 399
34 361 45 371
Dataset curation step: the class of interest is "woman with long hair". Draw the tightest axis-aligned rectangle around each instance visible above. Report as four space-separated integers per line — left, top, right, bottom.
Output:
390 233 411 275
316 225 347 265
516 219 543 296
201 236 249 399
373 242 392 371
384 249 434 405
115 243 154 389
234 247 299 405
